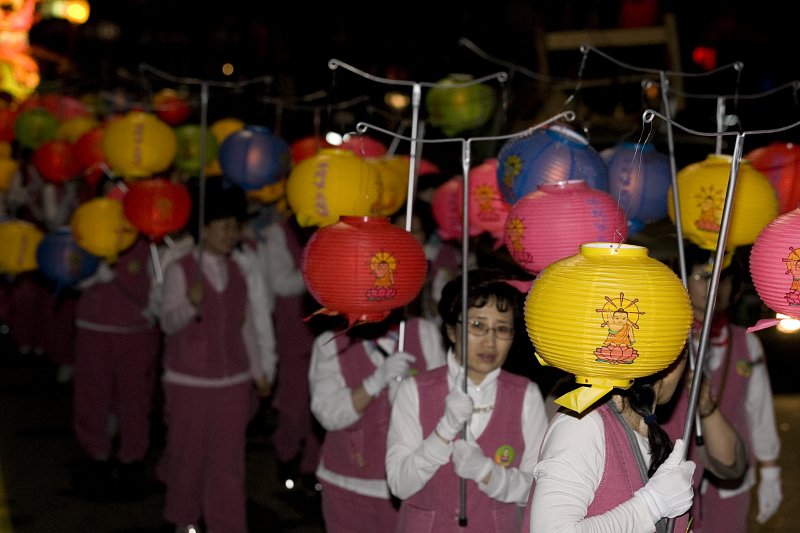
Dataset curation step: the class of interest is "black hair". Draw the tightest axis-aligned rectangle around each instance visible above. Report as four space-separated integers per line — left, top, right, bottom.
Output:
621 370 676 476
186 176 247 242
437 268 525 349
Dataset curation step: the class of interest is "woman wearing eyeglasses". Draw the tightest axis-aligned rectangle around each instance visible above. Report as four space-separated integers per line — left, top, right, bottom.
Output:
385 268 549 532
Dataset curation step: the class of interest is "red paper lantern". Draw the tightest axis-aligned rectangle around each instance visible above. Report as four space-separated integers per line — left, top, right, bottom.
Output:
0 107 19 142
74 126 107 188
336 134 388 158
152 88 192 126
123 178 192 241
745 141 800 214
504 180 628 274
749 207 800 323
301 215 428 326
289 135 326 165
31 140 81 183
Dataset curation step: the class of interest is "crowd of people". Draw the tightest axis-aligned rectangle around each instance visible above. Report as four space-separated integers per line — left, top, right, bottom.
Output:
0 157 785 533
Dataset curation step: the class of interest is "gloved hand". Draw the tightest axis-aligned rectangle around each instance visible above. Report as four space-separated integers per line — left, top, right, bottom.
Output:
452 440 494 484
434 386 473 442
633 439 696 522
362 351 416 397
756 466 782 524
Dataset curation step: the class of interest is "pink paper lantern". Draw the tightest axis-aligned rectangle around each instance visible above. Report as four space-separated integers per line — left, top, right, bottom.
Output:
745 141 800 214
463 158 511 240
749 207 800 322
503 180 628 274
431 176 463 241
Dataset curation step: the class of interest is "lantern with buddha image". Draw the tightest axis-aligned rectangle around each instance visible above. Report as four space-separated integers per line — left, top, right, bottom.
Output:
525 242 692 413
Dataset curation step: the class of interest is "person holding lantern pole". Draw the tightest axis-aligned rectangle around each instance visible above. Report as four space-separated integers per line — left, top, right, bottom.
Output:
385 268 549 532
524 328 747 532
157 177 276 533
308 306 447 533
660 241 782 532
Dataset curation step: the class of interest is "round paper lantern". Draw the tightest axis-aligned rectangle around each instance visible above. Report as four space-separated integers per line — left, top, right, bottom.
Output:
749 207 800 323
667 154 779 251
337 134 388 158
56 115 99 143
102 111 177 180
173 124 219 176
504 180 628 274
604 142 671 233
70 197 138 261
497 124 609 205
14 107 59 150
0 219 44 274
525 242 692 413
431 176 463 241
425 74 496 137
463 158 510 240
301 215 427 326
36 227 100 288
210 117 245 145
74 126 108 189
123 178 192 241
368 156 409 217
286 148 383 228
745 141 800 214
290 135 326 165
22 93 90 121
31 140 81 183
218 125 291 191
152 88 192 126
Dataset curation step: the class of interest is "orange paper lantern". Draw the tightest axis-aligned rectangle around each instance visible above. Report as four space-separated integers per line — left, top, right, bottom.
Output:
301 215 427 326
123 178 192 241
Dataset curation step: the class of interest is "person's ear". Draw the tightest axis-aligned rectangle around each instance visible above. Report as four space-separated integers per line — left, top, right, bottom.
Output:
446 324 456 344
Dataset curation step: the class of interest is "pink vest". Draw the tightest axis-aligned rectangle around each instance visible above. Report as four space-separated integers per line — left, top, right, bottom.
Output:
76 237 154 329
396 366 527 533
320 317 428 480
163 253 249 378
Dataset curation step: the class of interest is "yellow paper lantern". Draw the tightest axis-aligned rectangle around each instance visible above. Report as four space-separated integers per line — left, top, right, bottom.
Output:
0 154 19 191
285 148 382 228
0 219 43 274
368 156 409 217
102 111 177 180
667 154 779 251
70 197 138 262
56 115 99 143
210 117 245 144
525 242 692 413
247 179 286 204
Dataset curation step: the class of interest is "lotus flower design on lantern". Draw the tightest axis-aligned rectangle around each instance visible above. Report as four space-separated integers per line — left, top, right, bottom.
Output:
783 247 800 306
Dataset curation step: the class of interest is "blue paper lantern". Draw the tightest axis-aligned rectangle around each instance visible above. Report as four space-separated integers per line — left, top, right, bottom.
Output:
604 142 672 234
218 125 291 191
36 227 100 288
496 124 609 205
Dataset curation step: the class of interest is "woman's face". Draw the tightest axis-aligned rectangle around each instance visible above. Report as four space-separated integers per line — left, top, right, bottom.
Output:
203 217 241 256
654 351 688 405
446 296 515 385
687 263 733 320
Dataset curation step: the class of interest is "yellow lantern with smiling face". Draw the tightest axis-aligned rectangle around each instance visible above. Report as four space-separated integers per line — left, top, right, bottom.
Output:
525 242 692 413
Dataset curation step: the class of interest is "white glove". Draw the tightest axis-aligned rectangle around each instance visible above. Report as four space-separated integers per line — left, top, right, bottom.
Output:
362 351 415 397
756 466 782 524
452 440 494 483
434 386 473 441
633 439 696 522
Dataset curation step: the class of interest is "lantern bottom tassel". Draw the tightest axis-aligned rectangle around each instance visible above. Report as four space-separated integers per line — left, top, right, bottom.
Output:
554 376 635 414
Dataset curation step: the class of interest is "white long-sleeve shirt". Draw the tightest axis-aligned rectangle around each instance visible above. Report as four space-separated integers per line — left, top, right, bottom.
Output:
160 244 277 384
698 327 780 497
386 351 549 505
308 318 447 498
531 409 657 533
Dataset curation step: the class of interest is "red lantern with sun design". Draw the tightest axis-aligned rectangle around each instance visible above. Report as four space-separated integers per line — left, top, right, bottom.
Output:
301 215 427 326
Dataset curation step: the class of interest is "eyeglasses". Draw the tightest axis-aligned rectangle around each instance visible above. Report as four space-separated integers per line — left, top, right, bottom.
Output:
459 319 515 340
